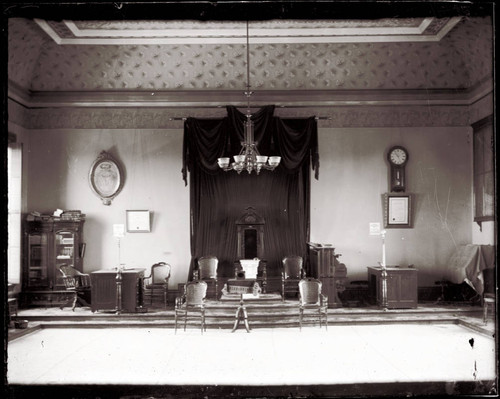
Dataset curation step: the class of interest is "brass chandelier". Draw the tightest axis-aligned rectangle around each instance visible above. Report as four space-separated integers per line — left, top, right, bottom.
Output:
217 21 281 174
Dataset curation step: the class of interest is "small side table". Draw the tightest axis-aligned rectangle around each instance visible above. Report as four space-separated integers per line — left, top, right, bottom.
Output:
231 296 251 333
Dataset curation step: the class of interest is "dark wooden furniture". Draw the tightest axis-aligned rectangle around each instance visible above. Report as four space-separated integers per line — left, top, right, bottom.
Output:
298 278 328 331
22 215 85 307
482 266 495 324
7 284 19 327
367 266 418 309
90 268 145 312
307 243 347 307
281 255 305 300
59 265 91 310
233 207 271 292
236 207 265 259
175 280 207 334
143 262 171 308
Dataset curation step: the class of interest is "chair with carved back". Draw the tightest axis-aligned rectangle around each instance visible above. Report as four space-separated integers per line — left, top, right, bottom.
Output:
143 262 171 309
194 255 219 300
298 278 328 331
175 280 208 334
281 255 305 301
59 265 91 311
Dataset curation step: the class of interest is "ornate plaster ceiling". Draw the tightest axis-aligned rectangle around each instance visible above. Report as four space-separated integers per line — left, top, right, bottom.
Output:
34 17 462 44
7 15 493 111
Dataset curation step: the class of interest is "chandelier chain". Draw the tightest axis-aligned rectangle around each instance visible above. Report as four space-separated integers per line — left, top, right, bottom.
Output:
217 20 281 175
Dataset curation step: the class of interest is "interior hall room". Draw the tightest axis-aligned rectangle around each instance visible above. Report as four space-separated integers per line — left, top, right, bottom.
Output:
3 1 497 398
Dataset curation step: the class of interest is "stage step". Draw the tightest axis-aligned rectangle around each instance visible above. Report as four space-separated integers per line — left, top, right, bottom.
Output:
11 301 485 333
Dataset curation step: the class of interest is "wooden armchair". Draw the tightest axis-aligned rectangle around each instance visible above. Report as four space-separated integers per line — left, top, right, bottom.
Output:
59 265 91 310
175 280 208 334
281 255 305 301
143 262 171 308
298 278 328 331
194 255 219 300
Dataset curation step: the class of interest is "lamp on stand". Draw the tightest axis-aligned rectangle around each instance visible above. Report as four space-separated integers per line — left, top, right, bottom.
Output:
378 230 388 310
113 224 125 314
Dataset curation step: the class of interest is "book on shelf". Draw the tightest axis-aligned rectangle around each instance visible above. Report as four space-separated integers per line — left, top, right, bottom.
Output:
27 210 85 222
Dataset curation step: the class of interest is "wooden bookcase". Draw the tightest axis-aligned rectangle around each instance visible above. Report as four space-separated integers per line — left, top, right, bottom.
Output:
22 216 85 307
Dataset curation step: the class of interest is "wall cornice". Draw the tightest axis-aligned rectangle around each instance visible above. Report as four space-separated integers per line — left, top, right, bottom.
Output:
8 79 492 129
8 78 492 109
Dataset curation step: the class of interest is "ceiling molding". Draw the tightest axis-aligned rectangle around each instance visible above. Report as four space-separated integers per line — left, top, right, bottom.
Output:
34 17 462 45
8 79 492 109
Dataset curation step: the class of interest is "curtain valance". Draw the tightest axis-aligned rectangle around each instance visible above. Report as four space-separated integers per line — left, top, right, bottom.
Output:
182 105 319 185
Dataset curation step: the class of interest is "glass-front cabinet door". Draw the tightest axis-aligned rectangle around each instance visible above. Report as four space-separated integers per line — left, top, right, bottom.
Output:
54 230 76 287
23 217 85 306
26 232 49 288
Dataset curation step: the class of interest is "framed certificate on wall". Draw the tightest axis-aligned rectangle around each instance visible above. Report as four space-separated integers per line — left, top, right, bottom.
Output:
383 193 413 228
126 210 151 233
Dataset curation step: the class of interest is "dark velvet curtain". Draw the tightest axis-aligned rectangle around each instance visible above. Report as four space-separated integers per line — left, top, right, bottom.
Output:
182 106 319 279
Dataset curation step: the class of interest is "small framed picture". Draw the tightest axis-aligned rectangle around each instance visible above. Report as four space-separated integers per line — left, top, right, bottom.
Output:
126 210 151 233
383 193 413 228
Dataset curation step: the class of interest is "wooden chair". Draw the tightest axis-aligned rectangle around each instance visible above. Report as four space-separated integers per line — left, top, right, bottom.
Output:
59 265 91 311
143 262 171 308
482 267 495 324
281 255 305 301
298 278 328 331
175 280 208 334
194 255 219 300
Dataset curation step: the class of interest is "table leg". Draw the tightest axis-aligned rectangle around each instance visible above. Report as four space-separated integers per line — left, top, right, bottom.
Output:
231 299 251 333
231 306 241 332
242 306 251 332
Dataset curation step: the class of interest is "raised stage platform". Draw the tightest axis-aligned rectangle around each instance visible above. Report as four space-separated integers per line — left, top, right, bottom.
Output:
8 298 494 343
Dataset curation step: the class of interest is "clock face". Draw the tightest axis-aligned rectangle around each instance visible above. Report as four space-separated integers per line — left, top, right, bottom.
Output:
389 147 408 165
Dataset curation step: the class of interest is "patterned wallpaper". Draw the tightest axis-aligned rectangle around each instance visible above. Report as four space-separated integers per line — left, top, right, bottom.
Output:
8 17 492 92
7 102 471 130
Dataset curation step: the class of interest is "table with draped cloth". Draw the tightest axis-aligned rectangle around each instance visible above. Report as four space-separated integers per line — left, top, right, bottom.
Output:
444 244 495 296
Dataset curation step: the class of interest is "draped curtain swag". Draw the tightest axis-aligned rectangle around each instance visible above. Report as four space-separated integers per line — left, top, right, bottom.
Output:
182 106 319 280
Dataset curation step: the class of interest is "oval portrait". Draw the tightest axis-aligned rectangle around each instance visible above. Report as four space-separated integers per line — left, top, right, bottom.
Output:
89 151 124 205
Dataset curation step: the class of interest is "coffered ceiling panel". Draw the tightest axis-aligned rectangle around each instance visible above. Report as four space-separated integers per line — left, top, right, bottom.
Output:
35 17 461 44
8 16 492 94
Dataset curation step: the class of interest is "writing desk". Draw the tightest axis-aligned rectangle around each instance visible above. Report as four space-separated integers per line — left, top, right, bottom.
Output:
91 268 145 312
367 266 418 309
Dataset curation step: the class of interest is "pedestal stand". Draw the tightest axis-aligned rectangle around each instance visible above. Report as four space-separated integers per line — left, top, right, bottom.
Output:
115 237 123 314
115 268 122 314
380 230 388 311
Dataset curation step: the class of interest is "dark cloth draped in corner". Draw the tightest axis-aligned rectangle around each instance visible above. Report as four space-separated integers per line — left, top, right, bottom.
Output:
182 106 319 279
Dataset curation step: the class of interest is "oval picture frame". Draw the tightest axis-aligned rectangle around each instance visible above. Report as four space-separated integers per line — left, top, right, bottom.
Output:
89 151 124 205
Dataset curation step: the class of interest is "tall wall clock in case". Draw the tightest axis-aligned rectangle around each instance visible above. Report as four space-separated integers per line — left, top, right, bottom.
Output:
387 145 408 192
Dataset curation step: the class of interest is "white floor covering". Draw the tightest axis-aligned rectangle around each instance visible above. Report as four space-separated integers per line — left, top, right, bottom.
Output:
7 323 497 387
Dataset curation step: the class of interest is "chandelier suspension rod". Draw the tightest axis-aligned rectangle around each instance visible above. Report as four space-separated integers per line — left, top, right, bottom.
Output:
245 20 252 114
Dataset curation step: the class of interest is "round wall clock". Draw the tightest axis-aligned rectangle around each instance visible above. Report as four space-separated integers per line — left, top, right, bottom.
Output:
387 145 408 192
